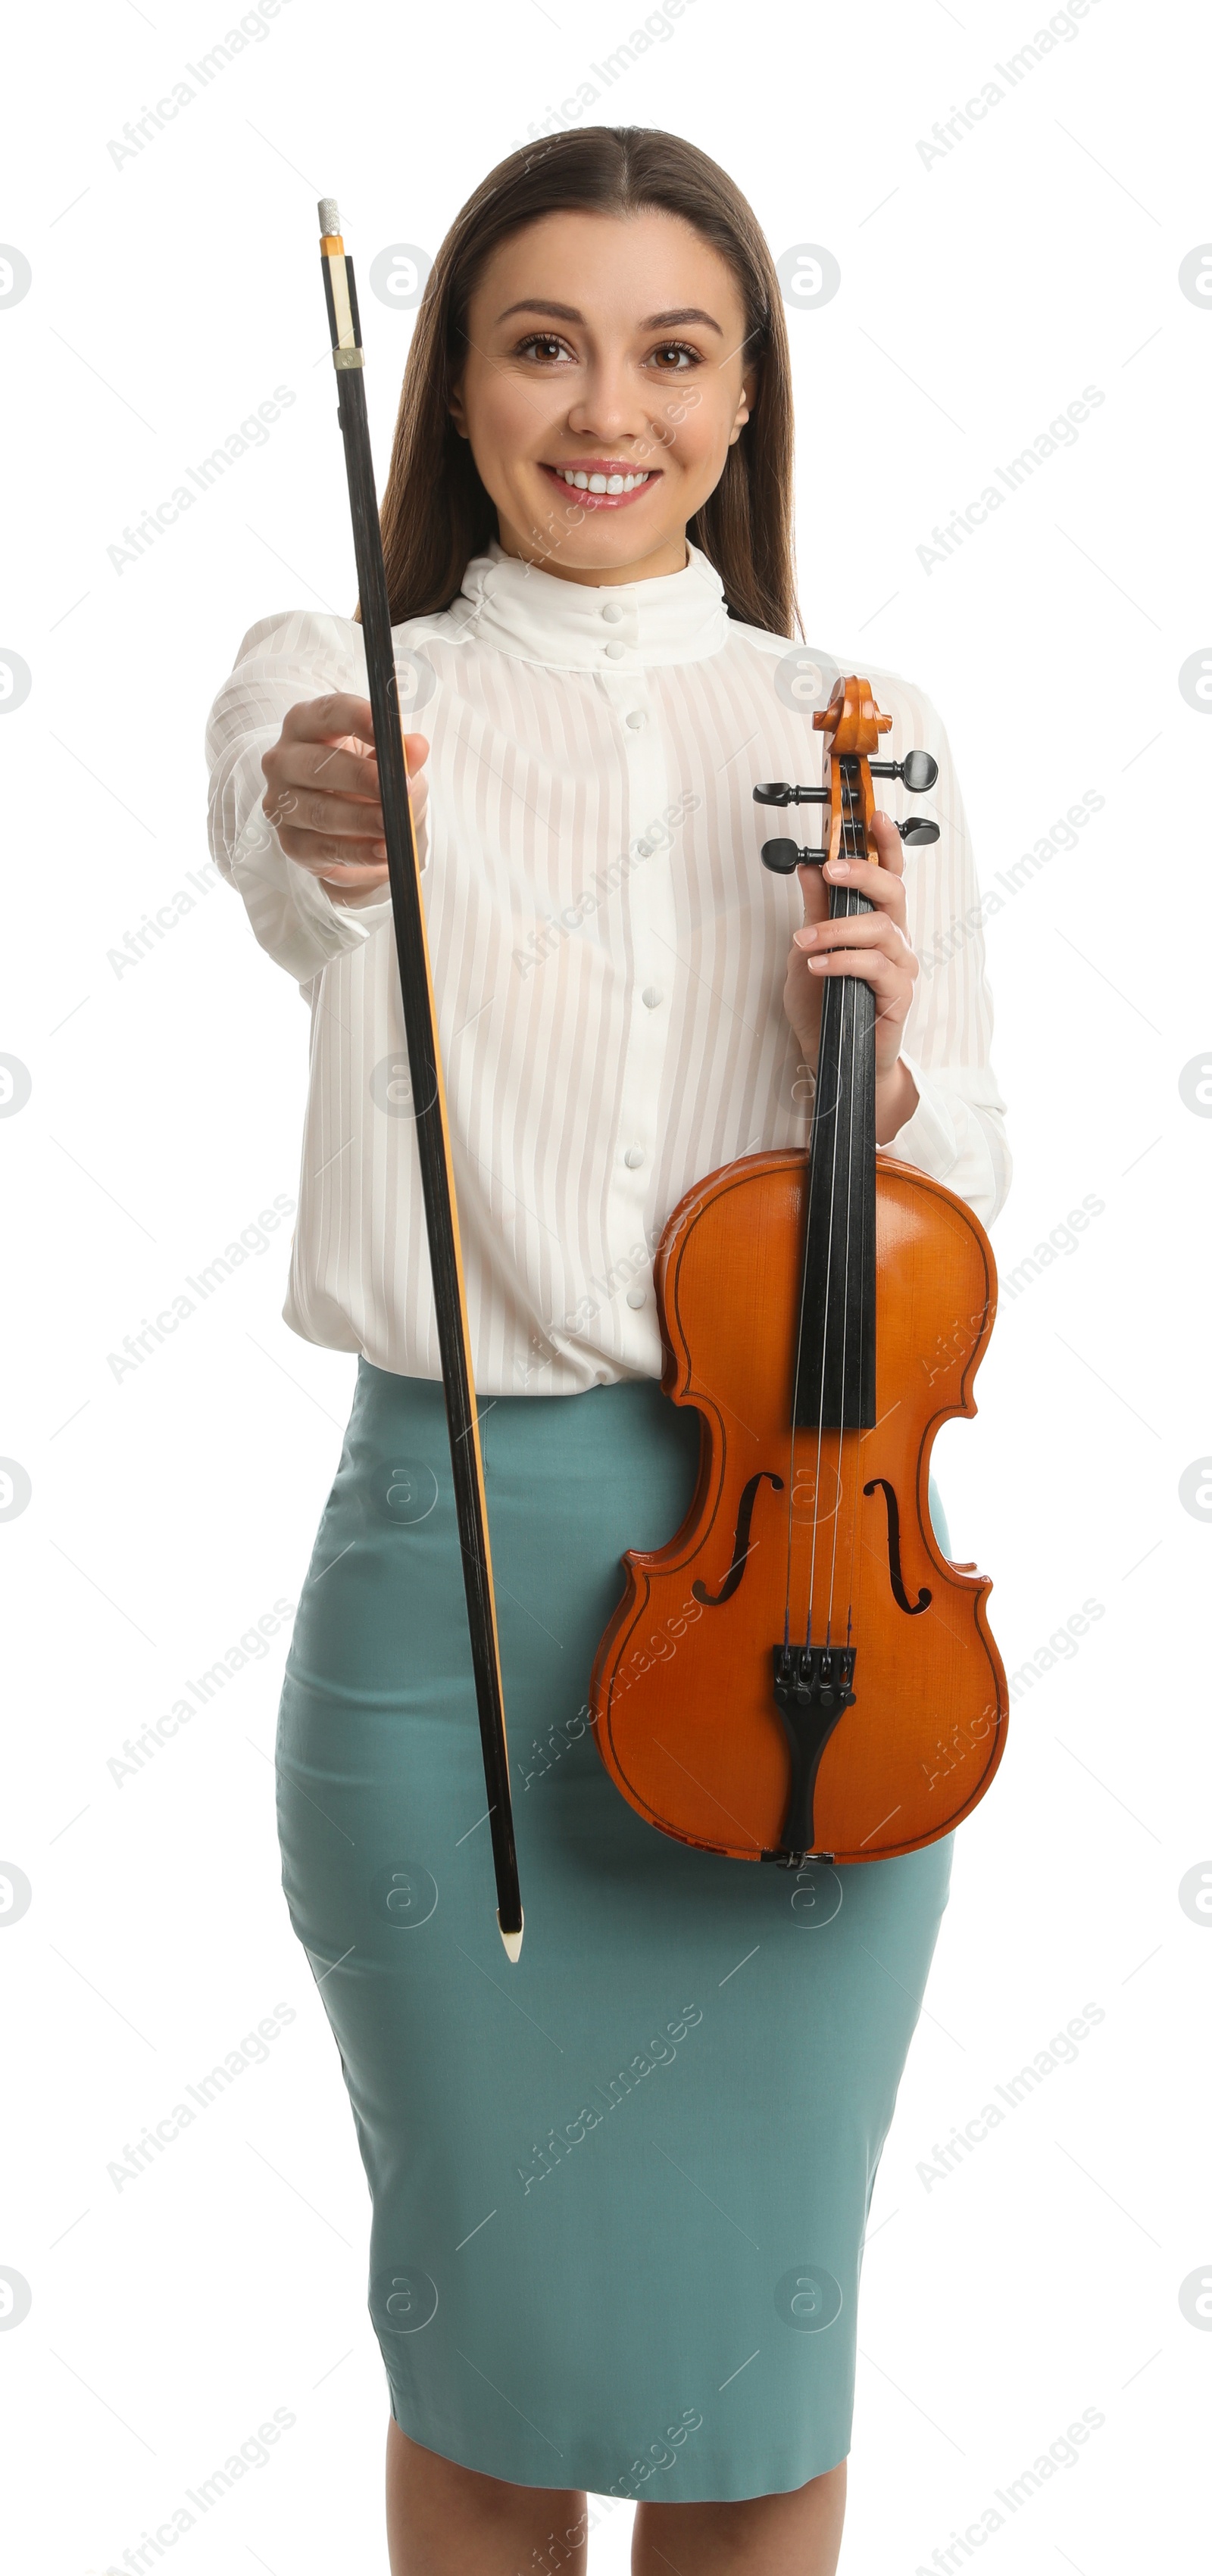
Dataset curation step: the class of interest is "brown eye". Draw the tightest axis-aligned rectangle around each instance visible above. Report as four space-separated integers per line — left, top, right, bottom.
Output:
517 333 572 363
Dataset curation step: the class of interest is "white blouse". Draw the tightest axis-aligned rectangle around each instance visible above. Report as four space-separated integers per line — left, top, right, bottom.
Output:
205 540 1010 1397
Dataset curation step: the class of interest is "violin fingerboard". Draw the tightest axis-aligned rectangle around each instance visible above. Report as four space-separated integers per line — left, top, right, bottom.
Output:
795 942 876 1429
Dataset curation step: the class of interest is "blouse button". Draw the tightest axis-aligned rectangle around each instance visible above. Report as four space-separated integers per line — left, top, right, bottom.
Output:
601 601 624 622
623 1146 645 1168
625 711 646 731
604 641 626 659
641 985 663 1009
626 1283 647 1308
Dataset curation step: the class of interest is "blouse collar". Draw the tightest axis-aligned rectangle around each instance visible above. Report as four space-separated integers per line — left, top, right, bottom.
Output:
454 536 732 670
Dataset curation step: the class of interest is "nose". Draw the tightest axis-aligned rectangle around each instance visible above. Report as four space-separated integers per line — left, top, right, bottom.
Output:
565 356 664 463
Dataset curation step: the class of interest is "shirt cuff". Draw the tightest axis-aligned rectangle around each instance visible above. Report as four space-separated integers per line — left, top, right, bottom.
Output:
286 853 397 940
321 877 395 918
879 1049 958 1180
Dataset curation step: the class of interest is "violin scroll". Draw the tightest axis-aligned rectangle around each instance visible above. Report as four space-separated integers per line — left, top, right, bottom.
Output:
754 686 940 867
812 674 892 754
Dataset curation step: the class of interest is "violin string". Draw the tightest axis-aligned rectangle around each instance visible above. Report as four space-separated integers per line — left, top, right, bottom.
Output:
841 756 870 1648
806 967 837 1648
785 727 882 1736
782 1056 811 1649
804 767 845 1656
784 753 826 1651
782 1377 795 1653
826 756 861 1646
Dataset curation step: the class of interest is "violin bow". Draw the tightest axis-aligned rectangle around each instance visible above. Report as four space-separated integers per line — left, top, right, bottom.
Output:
316 198 523 1960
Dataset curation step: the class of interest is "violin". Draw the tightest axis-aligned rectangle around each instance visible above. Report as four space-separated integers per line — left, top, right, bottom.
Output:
589 678 1007 1866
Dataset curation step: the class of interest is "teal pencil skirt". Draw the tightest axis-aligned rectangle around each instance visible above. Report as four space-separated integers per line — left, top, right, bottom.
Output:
276 1359 953 2503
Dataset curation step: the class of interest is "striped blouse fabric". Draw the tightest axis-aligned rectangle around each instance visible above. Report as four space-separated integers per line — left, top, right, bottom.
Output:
205 540 1011 1398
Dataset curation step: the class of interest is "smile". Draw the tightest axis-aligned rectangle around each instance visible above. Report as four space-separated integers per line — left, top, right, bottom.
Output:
540 463 657 508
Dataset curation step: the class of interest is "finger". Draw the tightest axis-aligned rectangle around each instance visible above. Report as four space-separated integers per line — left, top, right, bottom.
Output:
795 914 915 962
306 754 425 833
278 827 389 869
304 741 382 797
867 810 906 876
266 738 382 806
269 788 390 840
295 747 426 822
270 725 430 812
318 863 390 892
284 691 377 746
795 858 830 928
801 947 914 996
822 851 907 928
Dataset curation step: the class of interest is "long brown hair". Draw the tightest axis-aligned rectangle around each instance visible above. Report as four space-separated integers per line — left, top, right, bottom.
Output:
374 126 801 640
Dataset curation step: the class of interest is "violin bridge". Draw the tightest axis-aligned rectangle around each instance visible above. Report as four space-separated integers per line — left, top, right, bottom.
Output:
764 1644 857 1862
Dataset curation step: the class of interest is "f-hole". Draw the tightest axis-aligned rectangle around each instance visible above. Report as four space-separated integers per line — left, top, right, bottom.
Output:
863 1477 932 1614
692 1470 785 1608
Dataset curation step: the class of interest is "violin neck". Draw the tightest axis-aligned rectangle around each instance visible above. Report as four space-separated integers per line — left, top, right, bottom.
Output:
795 866 877 1433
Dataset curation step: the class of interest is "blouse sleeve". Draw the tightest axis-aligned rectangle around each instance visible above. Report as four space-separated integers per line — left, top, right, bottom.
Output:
204 607 414 985
876 680 1011 1227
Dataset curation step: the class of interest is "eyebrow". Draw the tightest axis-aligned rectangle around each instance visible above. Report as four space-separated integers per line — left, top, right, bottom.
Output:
494 298 723 335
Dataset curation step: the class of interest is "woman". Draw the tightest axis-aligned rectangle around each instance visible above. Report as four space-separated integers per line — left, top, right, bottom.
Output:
206 126 1008 2576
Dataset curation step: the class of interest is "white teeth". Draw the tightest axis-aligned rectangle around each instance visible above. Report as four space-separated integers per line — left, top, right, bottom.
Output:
556 468 649 494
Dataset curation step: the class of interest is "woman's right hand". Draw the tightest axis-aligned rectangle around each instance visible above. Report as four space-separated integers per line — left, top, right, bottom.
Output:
260 692 430 905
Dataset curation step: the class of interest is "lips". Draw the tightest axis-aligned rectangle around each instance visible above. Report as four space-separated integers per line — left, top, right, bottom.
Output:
539 462 659 510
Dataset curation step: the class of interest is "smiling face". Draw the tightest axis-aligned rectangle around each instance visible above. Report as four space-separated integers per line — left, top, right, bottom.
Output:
448 207 756 586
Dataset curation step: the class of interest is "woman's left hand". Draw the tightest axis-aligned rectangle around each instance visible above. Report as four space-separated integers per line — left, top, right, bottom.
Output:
783 810 920 1134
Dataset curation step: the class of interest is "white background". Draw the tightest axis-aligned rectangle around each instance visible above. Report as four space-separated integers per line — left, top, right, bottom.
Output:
2 1 1210 2568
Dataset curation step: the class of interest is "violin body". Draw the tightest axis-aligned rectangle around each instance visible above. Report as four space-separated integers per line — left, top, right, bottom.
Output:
590 1148 1007 1863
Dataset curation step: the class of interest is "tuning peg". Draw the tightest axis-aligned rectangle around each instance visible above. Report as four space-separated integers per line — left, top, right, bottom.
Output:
762 837 824 873
753 781 829 806
868 750 939 791
896 817 940 846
